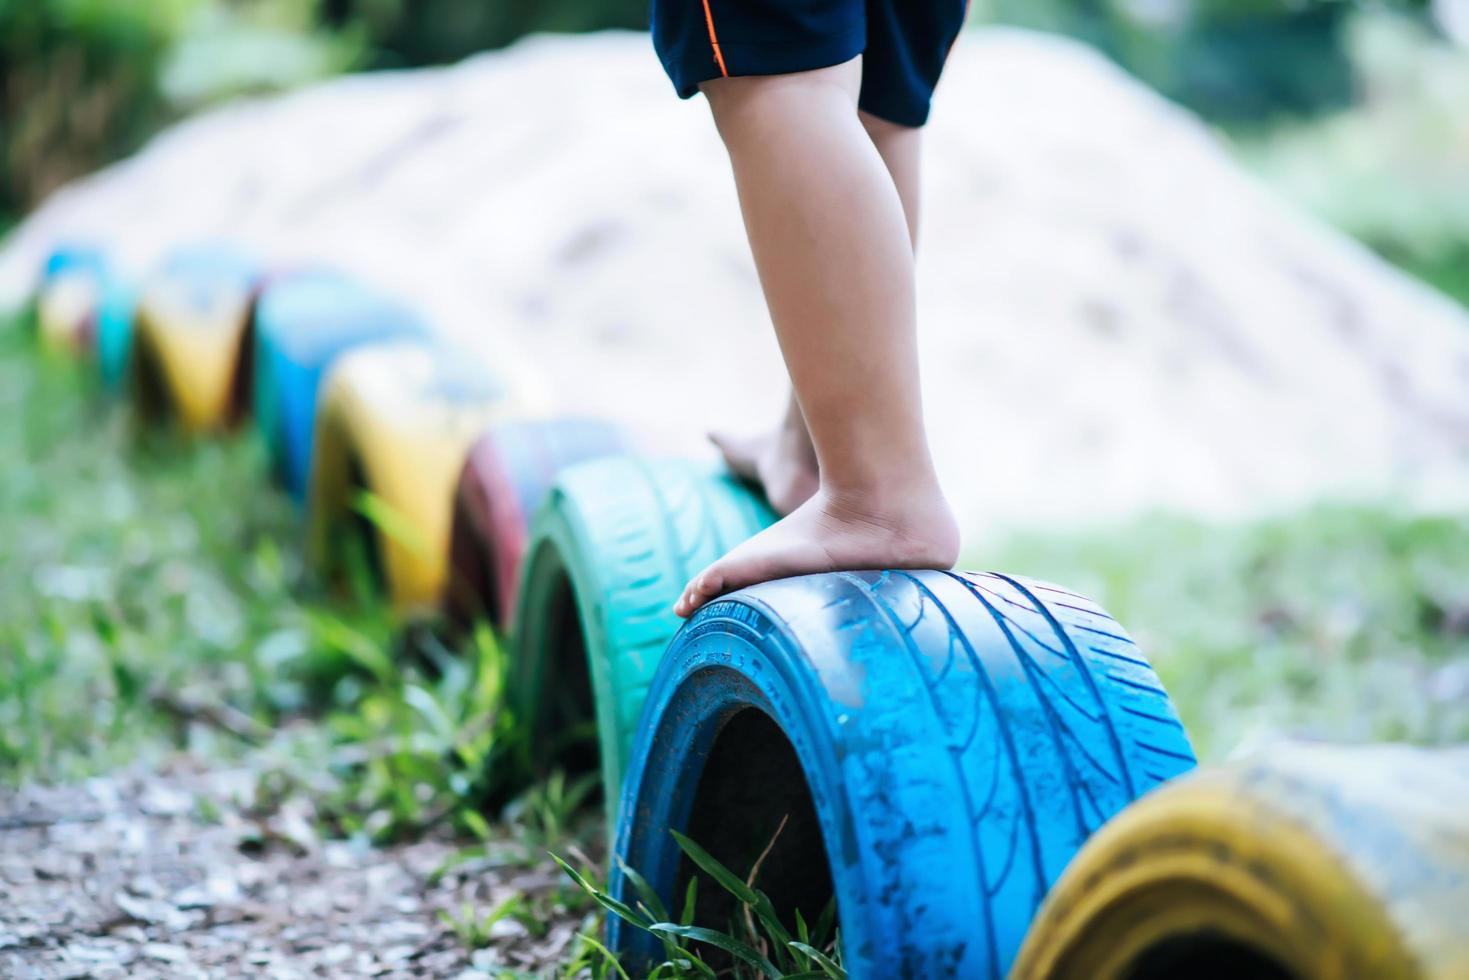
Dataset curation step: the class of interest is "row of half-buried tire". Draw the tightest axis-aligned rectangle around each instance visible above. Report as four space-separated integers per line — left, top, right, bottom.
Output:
101 247 1205 975
438 362 1469 979
503 456 1201 977
37 244 1469 979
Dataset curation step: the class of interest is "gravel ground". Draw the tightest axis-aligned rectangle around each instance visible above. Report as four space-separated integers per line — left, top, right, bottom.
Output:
0 762 586 979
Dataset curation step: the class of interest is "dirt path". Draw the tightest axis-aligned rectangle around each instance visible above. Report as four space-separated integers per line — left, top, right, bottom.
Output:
0 762 583 979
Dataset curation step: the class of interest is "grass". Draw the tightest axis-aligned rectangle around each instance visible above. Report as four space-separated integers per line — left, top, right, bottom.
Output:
0 320 345 781
1224 10 1469 309
3 311 1468 975
990 506 1469 762
558 824 844 980
0 318 522 841
0 315 609 971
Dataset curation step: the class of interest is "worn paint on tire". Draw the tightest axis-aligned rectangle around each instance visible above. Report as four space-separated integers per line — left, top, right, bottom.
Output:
1012 742 1469 980
447 418 634 631
510 456 774 834
35 245 109 357
130 244 259 433
309 339 508 612
610 571 1196 979
252 270 426 501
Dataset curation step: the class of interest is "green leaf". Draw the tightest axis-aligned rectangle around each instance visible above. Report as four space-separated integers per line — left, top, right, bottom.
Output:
813 896 838 948
572 933 633 980
680 875 699 926
787 941 845 979
647 951 717 979
401 683 457 745
647 923 780 979
669 829 760 906
351 488 430 558
616 856 670 923
549 854 651 930
750 888 794 952
459 808 492 842
310 612 396 686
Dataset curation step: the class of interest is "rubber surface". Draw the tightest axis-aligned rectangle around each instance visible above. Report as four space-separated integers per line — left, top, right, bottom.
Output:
308 339 509 612
35 245 109 356
1013 741 1469 980
131 244 259 432
509 456 774 832
95 272 138 395
42 244 107 282
609 571 1197 979
447 418 633 631
252 270 427 501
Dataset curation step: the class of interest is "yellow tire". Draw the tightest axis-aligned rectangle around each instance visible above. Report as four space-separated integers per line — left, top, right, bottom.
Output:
131 247 257 433
36 269 101 356
1012 742 1469 980
309 340 509 612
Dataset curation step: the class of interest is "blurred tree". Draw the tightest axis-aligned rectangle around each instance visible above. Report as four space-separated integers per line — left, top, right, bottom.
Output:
0 0 365 216
161 1 363 109
319 0 646 67
974 0 1435 121
0 0 196 213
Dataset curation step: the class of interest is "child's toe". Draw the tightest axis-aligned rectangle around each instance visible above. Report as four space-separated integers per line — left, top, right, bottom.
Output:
695 570 723 596
673 567 729 618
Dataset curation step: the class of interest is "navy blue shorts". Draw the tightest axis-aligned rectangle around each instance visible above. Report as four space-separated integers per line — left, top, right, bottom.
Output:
651 0 968 127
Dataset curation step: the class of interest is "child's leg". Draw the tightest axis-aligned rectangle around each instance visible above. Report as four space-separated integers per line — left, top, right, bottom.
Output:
860 110 923 247
709 392 818 516
708 109 924 516
676 57 958 617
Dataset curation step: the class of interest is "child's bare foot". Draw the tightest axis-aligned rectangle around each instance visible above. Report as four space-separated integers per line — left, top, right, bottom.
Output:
710 423 819 516
673 483 959 617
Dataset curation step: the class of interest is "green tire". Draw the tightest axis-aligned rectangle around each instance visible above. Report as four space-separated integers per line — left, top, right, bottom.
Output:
510 456 774 835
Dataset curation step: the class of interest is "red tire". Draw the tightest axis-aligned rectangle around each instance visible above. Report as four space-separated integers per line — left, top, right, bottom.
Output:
448 418 631 631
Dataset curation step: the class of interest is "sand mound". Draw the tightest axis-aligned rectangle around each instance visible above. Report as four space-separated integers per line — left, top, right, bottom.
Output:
3 29 1467 536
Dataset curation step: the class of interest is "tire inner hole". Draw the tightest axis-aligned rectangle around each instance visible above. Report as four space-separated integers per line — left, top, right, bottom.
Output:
446 487 497 628
679 707 835 944
1123 932 1299 980
537 567 600 785
341 452 384 595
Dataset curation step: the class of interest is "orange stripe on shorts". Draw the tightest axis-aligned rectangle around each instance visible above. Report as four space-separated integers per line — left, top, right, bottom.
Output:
701 0 729 77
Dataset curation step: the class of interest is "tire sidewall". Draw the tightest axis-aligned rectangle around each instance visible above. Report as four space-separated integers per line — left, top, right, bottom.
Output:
609 600 854 970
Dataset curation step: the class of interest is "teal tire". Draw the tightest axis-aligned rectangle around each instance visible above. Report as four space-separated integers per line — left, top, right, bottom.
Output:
95 272 138 395
510 456 774 833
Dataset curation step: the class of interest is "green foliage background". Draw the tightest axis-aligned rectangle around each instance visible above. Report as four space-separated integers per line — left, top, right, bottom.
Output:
318 0 646 67
4 1 1464 305
3 310 1466 974
974 0 1363 120
1 9 1465 965
0 0 189 212
0 0 355 215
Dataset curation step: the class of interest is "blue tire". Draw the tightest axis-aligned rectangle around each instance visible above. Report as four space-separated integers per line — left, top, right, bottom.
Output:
41 243 107 284
252 271 427 500
610 570 1196 979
